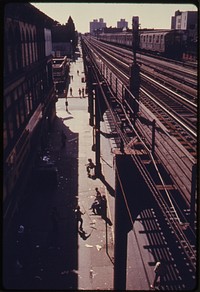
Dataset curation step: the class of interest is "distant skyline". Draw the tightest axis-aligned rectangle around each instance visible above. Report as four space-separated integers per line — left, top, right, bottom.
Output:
31 3 198 33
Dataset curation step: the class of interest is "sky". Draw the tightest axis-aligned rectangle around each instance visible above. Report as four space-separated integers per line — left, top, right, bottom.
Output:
31 2 198 33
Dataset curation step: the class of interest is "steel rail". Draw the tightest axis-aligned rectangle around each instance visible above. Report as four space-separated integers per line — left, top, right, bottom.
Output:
97 42 197 141
92 37 197 80
104 79 197 269
83 40 196 271
140 72 197 109
85 39 193 228
140 87 197 139
84 37 197 156
88 38 197 109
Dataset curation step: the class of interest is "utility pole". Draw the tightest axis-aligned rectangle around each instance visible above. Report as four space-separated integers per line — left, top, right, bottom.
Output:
129 16 140 122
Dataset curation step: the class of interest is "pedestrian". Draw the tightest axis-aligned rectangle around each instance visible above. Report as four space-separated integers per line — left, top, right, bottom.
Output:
61 130 67 147
82 87 85 98
89 188 102 214
70 87 73 96
78 88 81 98
95 187 102 201
77 70 79 75
150 260 166 289
86 158 95 177
89 200 100 214
71 75 73 81
74 205 85 230
65 99 69 112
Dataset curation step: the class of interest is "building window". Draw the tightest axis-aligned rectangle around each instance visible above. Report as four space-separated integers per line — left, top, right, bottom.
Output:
15 106 20 129
29 92 33 111
25 94 30 115
7 46 13 73
4 120 8 150
13 90 20 129
19 98 25 124
156 35 159 43
7 110 14 139
29 41 33 64
25 42 29 67
21 29 26 68
5 94 12 108
17 85 25 124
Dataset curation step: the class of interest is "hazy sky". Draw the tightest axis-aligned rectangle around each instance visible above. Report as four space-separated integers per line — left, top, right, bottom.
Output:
31 2 197 33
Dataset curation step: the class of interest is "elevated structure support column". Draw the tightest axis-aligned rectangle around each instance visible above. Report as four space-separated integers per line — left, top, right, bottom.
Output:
129 16 140 123
113 149 154 290
114 154 132 290
87 66 94 126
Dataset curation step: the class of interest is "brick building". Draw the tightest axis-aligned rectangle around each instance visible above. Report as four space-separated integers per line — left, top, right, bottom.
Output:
4 3 56 207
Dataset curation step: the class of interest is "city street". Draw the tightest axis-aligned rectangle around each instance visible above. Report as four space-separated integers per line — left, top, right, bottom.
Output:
4 3 197 291
3 49 115 290
3 43 195 292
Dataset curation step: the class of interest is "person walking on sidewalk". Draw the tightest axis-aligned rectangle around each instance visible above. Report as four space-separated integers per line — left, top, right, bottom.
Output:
89 200 100 215
70 87 73 96
95 187 101 201
65 99 69 113
74 205 85 230
89 187 102 215
82 87 85 98
86 158 95 177
79 88 82 98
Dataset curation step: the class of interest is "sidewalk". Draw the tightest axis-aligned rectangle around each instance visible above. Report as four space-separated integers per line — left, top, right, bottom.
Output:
61 44 115 290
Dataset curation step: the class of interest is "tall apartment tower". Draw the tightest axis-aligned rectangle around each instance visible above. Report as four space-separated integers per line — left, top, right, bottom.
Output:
90 18 106 35
117 19 128 29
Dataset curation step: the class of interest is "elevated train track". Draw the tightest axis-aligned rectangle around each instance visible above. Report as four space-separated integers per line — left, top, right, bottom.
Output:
90 37 197 100
82 36 197 204
82 35 197 287
85 37 197 152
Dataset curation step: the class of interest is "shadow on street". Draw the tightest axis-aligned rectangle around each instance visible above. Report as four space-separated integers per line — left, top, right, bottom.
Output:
3 116 79 290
